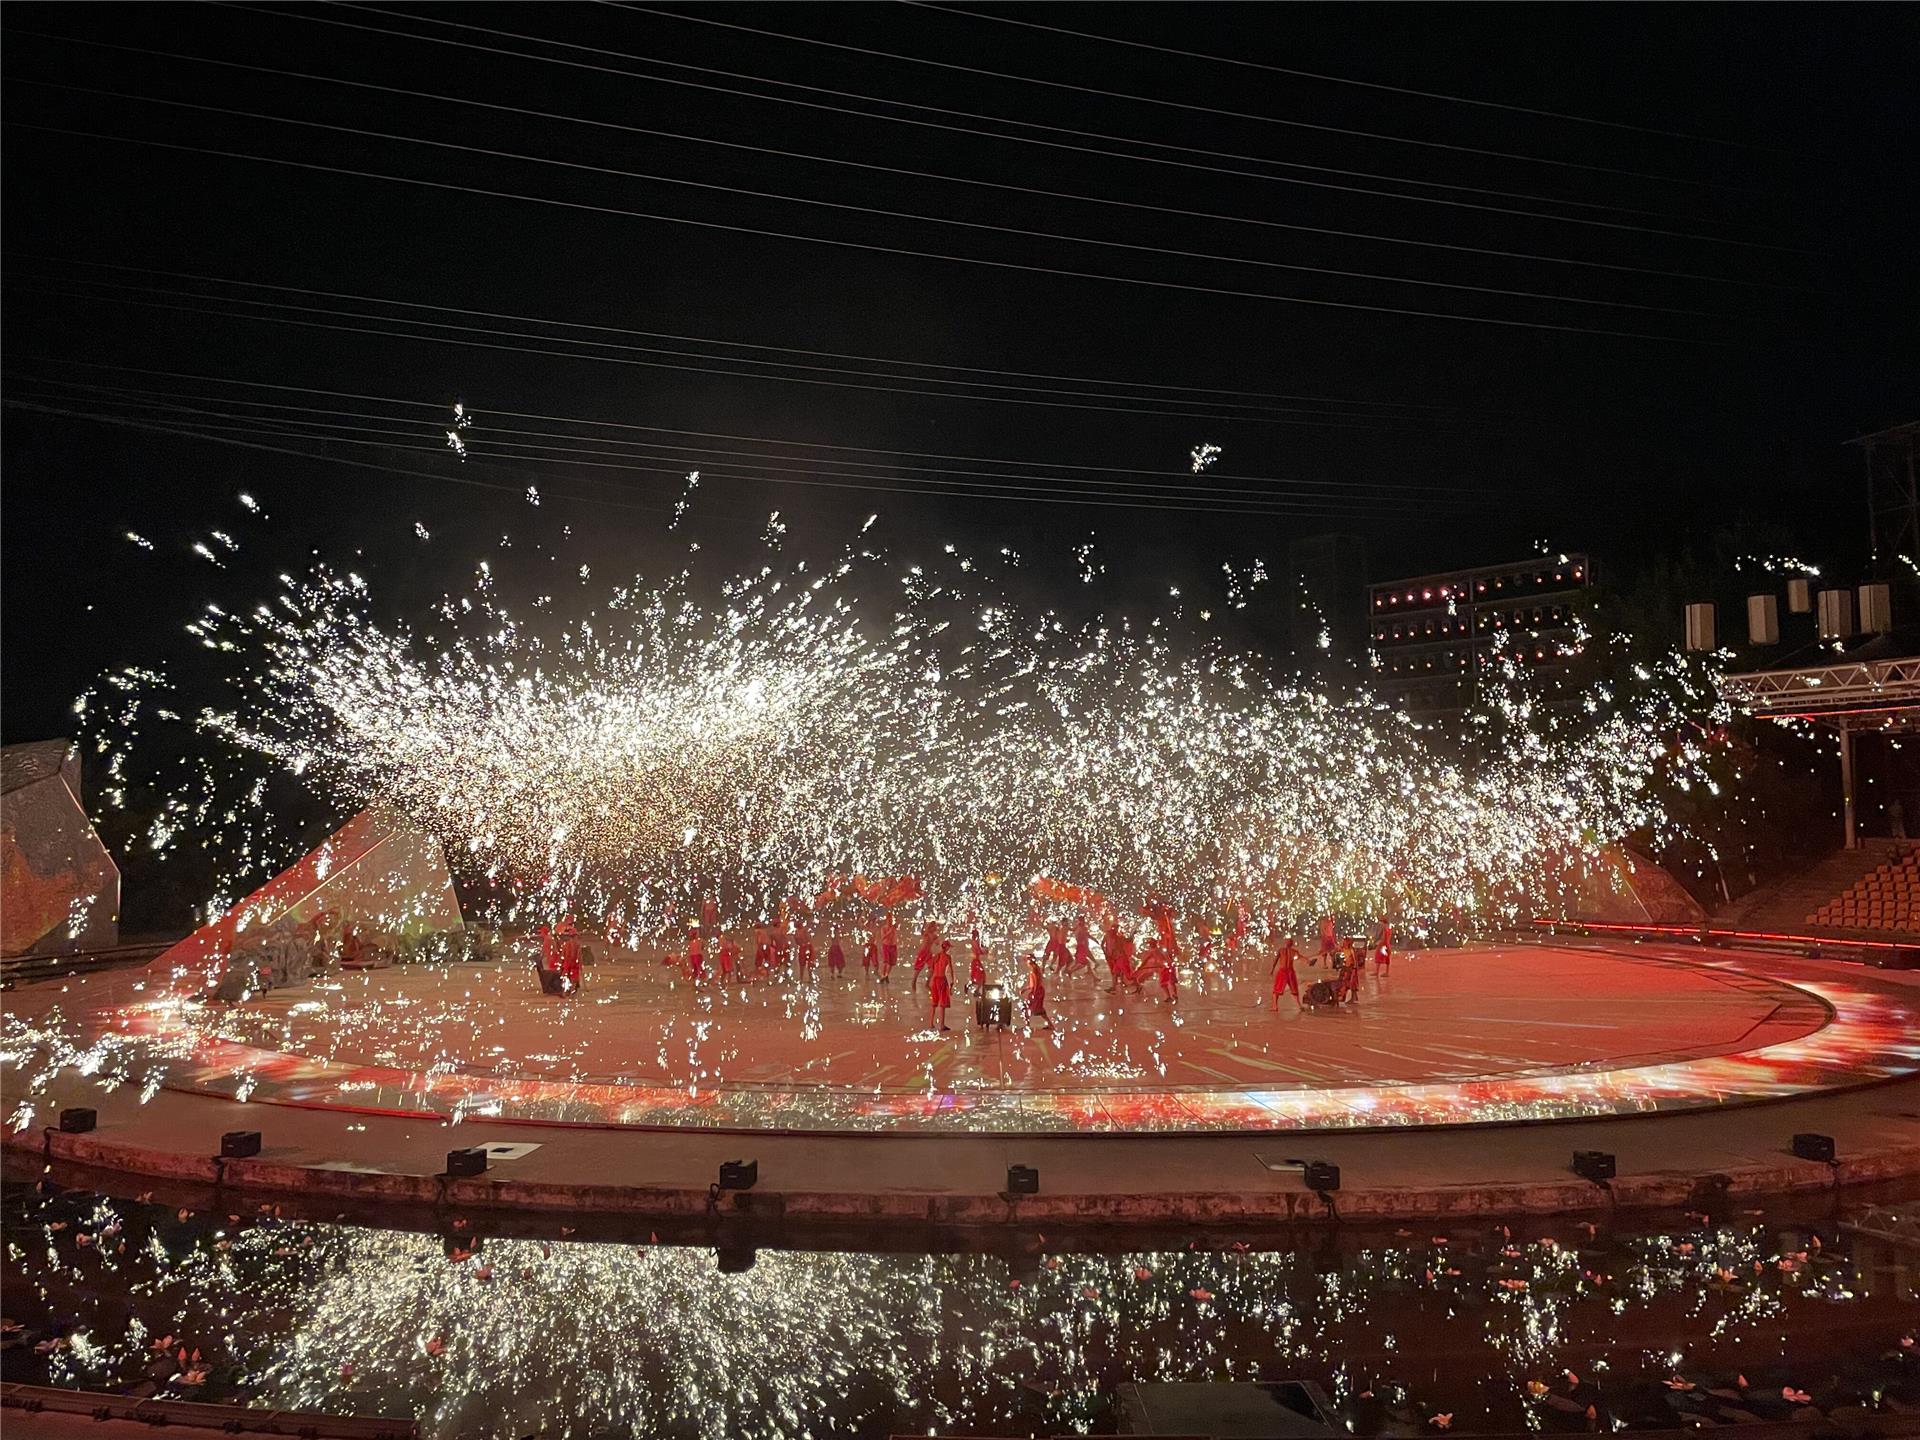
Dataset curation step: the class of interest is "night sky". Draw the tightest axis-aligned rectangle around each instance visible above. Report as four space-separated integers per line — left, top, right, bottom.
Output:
4 2 1916 742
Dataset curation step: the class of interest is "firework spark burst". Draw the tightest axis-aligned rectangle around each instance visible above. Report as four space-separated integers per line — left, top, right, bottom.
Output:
79 521 1726 940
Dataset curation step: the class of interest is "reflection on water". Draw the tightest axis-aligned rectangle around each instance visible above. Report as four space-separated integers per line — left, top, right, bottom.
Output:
2 1179 1917 1437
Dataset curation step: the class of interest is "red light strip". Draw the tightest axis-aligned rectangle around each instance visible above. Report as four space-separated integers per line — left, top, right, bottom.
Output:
1532 917 1917 952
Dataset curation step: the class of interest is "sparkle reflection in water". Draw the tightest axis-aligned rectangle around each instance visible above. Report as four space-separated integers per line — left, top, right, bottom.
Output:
2 1180 1917 1437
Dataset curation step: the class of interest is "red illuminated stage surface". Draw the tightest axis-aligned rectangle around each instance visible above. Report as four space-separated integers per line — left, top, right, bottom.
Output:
60 939 1920 1134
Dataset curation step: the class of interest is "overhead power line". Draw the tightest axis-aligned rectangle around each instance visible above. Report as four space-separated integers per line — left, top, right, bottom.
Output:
904 1 1770 150
609 1 1748 192
5 278 1518 430
28 408 1436 517
0 399 672 514
7 371 1502 503
7 395 1464 519
328 1 1686 221
239 2 1803 246
12 358 1511 495
10 124 1722 343
9 256 1494 414
11 79 1719 321
5 29 1802 292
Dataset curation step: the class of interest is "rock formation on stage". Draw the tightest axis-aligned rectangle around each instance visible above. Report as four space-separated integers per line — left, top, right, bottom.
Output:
150 807 465 1000
1 739 119 958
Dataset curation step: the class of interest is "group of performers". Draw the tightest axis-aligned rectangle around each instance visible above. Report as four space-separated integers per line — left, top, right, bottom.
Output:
1265 916 1392 1010
542 894 1397 1034
534 917 584 994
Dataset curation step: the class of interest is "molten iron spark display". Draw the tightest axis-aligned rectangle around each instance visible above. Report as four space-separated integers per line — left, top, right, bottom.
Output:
76 509 1724 942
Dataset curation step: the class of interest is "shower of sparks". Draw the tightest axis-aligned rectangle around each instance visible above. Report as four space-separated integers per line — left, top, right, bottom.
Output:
3 1185 1912 1440
1074 539 1104 586
526 486 541 507
125 532 154 551
669 471 701 531
415 523 431 542
1222 558 1267 610
238 493 261 513
1733 554 1822 578
1190 443 1222 475
452 401 473 430
76 519 1728 940
445 430 467 461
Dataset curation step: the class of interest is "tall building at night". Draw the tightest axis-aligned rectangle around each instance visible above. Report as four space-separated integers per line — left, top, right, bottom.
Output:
1369 553 1593 713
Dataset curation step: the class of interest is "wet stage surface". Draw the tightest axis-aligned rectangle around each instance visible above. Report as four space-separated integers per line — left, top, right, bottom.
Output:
14 942 1920 1132
221 943 1825 1091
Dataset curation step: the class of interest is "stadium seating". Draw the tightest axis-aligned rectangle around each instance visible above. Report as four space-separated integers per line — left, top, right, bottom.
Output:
1808 845 1920 934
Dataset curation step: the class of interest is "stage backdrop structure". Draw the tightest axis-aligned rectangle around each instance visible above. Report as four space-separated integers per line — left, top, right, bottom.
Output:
150 807 465 999
1 739 119 958
1549 843 1705 928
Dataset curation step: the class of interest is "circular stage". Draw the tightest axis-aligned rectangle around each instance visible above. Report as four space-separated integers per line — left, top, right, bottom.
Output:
62 940 1920 1134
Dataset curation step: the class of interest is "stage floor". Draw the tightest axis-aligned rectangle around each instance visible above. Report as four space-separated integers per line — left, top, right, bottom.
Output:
35 940 1918 1134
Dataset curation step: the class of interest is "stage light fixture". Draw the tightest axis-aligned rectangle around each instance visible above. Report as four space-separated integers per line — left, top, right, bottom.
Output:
1007 1164 1039 1195
446 1146 489 1178
58 1107 97 1134
219 1130 261 1159
1572 1150 1616 1183
718 1158 758 1191
1791 1133 1836 1164
1303 1160 1340 1193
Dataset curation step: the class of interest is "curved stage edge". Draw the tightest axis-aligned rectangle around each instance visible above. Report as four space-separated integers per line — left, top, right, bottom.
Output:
14 942 1919 1138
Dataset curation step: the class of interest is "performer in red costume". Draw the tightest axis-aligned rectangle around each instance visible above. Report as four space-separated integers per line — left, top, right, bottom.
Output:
928 940 955 1031
1024 954 1053 1031
1104 924 1134 993
718 933 738 982
1150 902 1179 960
1042 920 1071 972
968 926 987 994
1225 902 1249 969
686 928 705 980
881 915 899 981
1154 942 1180 1002
1269 934 1300 1010
753 925 772 973
1072 914 1093 972
1372 918 1394 979
554 916 583 993
827 931 846 978
795 919 815 973
862 929 881 978
1316 914 1339 968
912 930 936 992
1338 937 1364 1003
